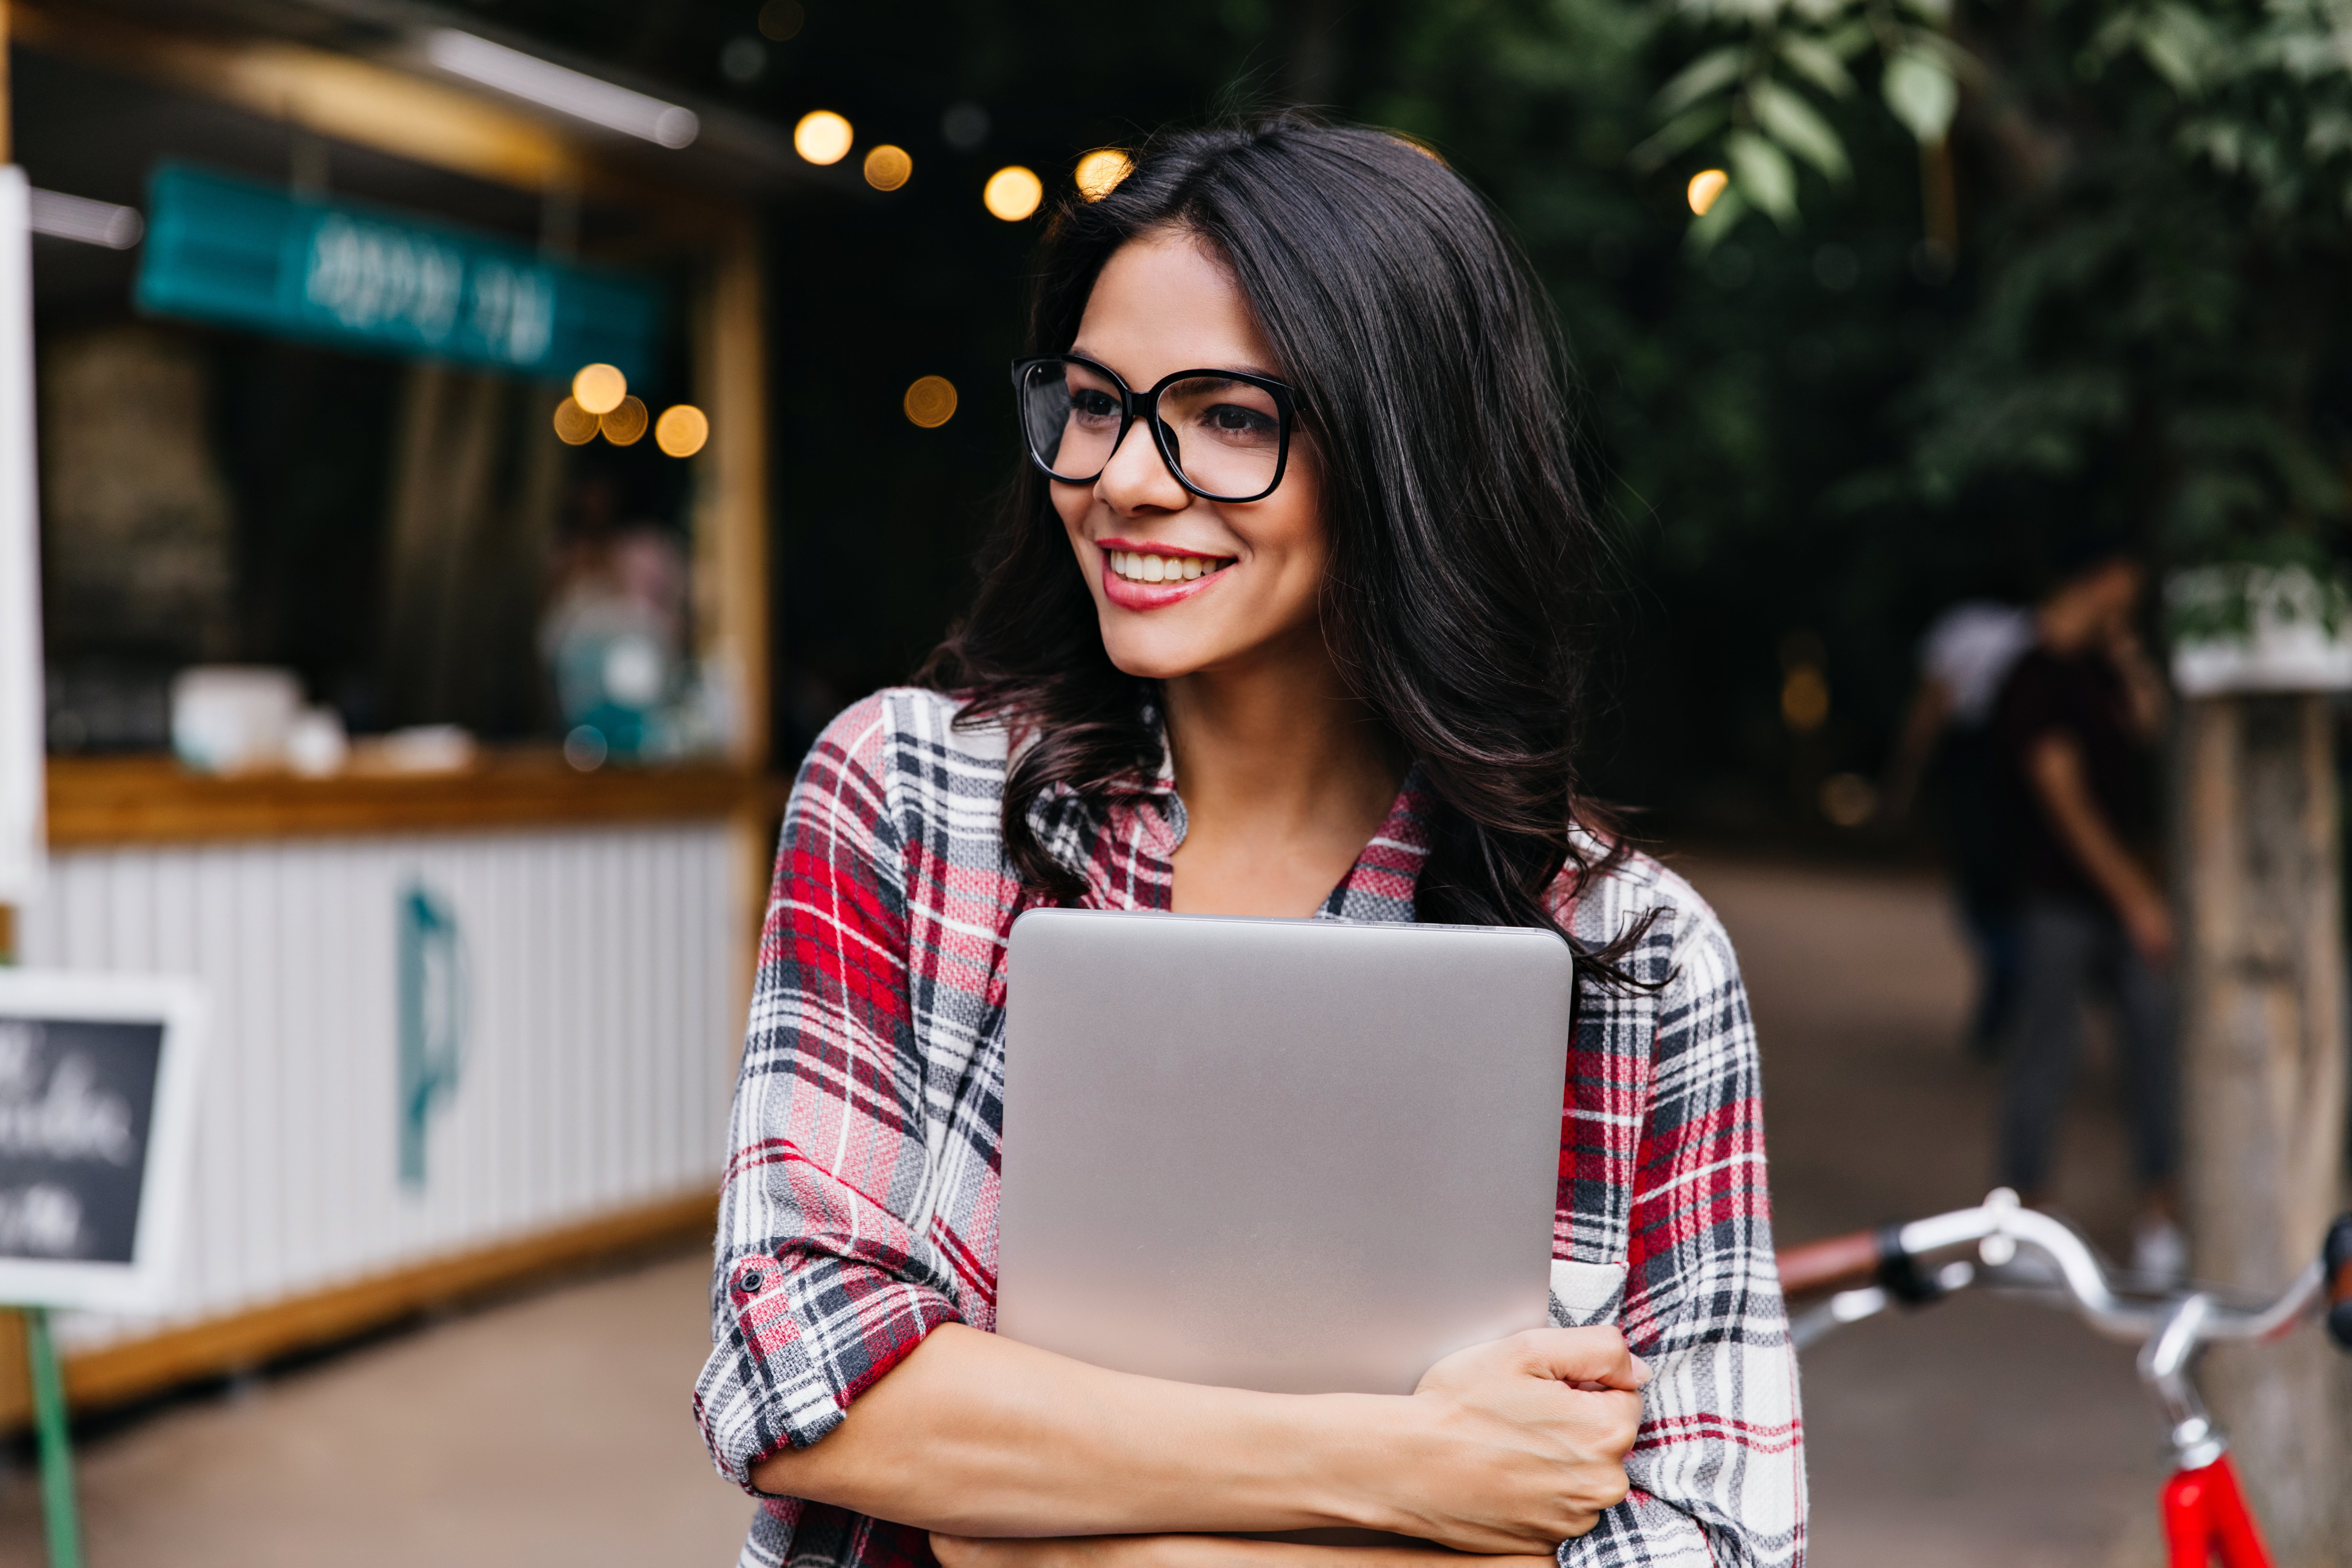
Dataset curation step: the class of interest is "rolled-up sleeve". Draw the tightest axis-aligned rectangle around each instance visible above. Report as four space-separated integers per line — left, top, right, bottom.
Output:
1562 906 1805 1567
695 697 964 1489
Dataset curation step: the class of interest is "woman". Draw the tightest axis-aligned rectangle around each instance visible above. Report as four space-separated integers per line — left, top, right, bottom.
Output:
696 119 1801 1568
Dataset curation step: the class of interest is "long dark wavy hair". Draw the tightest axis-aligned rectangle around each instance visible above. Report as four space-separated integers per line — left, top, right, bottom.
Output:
922 116 1649 968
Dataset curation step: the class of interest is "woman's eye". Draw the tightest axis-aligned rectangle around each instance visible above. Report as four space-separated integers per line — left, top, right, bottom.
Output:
1204 404 1275 439
1070 390 1120 421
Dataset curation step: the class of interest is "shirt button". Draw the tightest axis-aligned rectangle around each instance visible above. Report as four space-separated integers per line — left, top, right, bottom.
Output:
740 1269 764 1293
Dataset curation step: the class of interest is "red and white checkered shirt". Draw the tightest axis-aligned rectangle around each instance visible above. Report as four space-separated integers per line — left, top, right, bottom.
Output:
697 688 1806 1568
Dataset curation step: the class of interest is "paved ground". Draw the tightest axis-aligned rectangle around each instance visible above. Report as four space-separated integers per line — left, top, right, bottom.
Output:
0 1250 754 1566
0 855 2169 1565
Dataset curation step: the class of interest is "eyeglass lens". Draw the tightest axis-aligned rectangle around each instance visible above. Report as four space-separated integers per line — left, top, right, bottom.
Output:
1018 359 1282 500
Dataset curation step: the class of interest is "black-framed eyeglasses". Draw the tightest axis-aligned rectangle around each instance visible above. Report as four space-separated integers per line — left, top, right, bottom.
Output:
1011 354 1300 504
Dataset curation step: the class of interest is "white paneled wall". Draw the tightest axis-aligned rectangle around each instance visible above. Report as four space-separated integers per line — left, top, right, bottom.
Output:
17 823 740 1351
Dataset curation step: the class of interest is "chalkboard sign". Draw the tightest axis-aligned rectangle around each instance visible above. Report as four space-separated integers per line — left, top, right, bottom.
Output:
0 972 203 1312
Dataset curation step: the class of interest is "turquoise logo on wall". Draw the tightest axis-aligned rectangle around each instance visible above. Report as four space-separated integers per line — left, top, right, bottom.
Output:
398 883 467 1190
136 163 662 383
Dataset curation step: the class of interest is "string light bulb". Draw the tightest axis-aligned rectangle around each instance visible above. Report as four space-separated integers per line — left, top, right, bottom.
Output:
794 110 853 165
572 363 627 416
983 166 1043 222
656 404 710 457
1074 149 1133 201
864 145 913 191
903 376 958 428
552 397 600 444
600 394 649 446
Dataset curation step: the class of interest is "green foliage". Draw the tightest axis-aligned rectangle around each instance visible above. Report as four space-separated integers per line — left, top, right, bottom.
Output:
1636 0 1962 229
1647 0 2352 575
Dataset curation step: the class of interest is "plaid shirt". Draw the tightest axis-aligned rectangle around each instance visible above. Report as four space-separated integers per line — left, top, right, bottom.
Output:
696 688 1805 1568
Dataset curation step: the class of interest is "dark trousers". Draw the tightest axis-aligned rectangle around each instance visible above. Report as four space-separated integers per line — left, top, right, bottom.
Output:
1942 729 2022 1044
1998 896 2178 1194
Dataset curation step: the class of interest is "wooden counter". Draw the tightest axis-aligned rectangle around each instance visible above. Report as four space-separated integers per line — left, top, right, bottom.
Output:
46 751 770 847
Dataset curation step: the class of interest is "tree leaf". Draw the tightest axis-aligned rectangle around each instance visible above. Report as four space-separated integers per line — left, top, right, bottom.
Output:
1685 184 1749 254
1777 36 1856 97
1655 46 1749 118
1727 128 1799 224
1882 49 1958 143
2134 5 2217 95
1750 77 1851 180
1630 104 1728 171
1788 0 1858 25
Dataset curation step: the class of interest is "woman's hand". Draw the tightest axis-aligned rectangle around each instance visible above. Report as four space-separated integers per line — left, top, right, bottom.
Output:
931 1536 1558 1568
1365 1326 1648 1553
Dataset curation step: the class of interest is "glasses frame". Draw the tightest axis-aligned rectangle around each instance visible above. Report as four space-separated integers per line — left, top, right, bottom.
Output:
1010 354 1301 504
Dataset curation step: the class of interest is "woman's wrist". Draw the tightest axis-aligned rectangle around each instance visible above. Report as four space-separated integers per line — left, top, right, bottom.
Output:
1285 1393 1427 1537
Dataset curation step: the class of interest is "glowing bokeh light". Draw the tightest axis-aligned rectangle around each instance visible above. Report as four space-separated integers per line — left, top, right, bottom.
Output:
903 376 958 428
600 394 650 446
983 165 1043 222
656 404 710 457
794 110 853 166
864 145 913 191
572 362 627 415
552 397 600 444
1074 149 1133 201
1687 168 1730 217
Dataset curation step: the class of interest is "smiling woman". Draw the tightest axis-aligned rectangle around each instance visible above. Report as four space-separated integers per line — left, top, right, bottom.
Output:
696 117 1801 1568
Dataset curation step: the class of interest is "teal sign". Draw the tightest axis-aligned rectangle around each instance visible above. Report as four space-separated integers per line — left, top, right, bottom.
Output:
135 164 661 383
397 882 466 1191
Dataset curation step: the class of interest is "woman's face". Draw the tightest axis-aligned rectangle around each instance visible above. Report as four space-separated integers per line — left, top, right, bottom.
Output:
1050 230 1328 683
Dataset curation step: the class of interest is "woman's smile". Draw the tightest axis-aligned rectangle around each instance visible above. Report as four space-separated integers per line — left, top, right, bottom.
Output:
1097 538 1237 609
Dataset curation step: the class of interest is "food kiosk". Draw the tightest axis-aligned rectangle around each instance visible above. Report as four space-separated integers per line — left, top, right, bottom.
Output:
0 0 780 1422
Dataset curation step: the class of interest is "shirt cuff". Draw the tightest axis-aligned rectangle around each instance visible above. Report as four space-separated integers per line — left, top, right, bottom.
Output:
695 1248 962 1491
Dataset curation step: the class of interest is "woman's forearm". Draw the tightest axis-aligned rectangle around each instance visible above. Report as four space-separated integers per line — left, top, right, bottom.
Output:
933 1531 1558 1568
750 1322 1646 1555
750 1324 1405 1538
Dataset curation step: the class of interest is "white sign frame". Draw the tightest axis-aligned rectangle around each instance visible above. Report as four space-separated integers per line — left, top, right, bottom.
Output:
0 167 47 904
0 970 205 1312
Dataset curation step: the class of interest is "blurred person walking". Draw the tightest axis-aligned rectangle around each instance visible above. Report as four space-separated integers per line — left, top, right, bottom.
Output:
1881 600 2036 1056
1991 543 2183 1281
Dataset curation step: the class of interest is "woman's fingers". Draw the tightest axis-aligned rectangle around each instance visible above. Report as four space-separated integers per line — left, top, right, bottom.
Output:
1417 1324 1650 1395
1511 1326 1651 1391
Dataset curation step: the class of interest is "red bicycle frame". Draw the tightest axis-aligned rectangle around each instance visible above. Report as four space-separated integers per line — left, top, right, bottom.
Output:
2163 1453 2270 1568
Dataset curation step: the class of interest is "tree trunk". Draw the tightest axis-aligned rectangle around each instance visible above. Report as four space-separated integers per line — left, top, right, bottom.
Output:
2177 692 2352 1566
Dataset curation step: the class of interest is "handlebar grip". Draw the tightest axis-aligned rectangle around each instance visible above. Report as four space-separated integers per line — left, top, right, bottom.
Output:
1776 1229 1883 1297
2325 1213 2352 1353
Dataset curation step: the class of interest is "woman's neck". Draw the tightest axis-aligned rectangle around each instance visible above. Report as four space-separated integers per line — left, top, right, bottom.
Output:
1161 632 1405 917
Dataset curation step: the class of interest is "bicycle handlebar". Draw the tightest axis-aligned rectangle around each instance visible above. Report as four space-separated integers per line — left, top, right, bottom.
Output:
1779 1190 2350 1351
2327 1213 2352 1352
1773 1228 1884 1297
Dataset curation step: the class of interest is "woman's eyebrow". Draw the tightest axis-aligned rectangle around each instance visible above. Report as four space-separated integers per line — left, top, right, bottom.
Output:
1066 345 1283 383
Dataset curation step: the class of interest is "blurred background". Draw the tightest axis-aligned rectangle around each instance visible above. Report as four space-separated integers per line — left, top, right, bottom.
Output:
1 0 2349 1563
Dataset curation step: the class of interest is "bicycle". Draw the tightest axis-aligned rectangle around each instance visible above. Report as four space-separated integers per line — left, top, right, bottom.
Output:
1776 1188 2352 1568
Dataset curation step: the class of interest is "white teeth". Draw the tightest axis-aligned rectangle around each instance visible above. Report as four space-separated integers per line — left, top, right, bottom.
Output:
1108 551 1228 583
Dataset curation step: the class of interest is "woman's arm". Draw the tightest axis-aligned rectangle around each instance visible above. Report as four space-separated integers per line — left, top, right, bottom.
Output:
932 1532 1558 1568
753 1320 1648 1553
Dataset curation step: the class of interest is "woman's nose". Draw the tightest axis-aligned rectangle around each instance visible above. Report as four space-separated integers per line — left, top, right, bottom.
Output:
1094 420 1189 514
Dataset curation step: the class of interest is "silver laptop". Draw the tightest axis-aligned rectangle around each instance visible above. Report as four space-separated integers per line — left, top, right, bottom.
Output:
996 908 1575 1396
